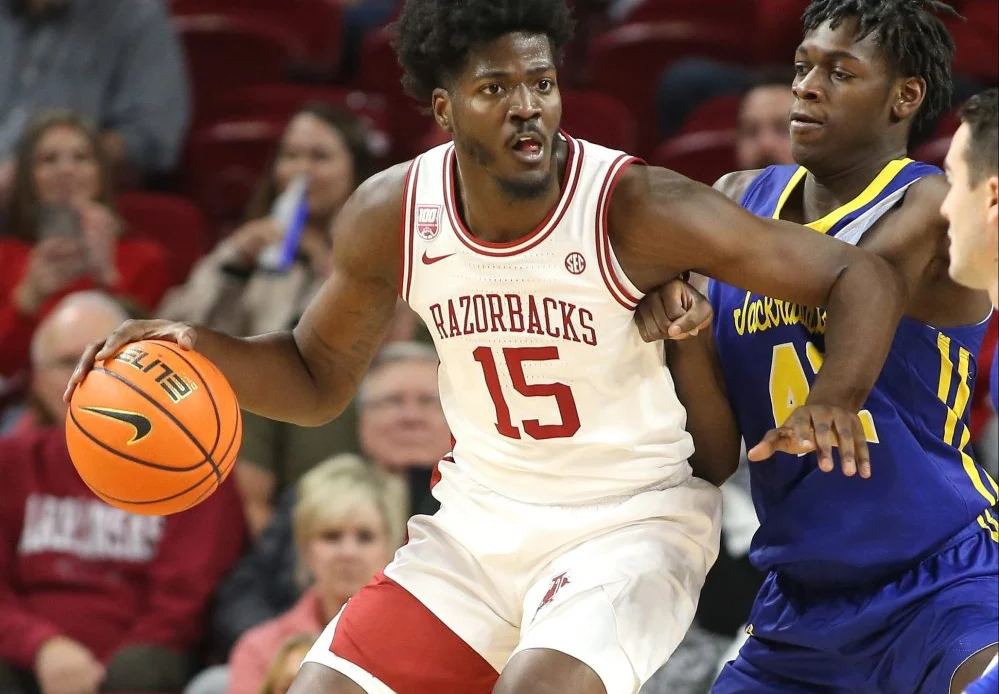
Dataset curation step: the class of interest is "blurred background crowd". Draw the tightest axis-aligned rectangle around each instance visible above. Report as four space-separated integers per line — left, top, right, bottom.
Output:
0 1 996 694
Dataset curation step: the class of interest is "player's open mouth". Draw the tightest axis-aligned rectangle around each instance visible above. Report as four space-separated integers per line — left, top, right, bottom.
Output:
511 134 545 163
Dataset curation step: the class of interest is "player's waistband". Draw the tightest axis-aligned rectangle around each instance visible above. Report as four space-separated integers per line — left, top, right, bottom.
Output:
438 456 695 508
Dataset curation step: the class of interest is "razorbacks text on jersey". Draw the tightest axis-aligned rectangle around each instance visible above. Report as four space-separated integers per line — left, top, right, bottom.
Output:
399 133 694 504
708 159 997 588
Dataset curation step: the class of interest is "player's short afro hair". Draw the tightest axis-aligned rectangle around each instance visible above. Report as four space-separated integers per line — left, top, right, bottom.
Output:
392 0 575 103
802 0 959 139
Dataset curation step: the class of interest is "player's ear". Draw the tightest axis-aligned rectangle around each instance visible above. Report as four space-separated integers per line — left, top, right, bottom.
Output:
987 175 998 230
432 88 453 134
892 77 925 122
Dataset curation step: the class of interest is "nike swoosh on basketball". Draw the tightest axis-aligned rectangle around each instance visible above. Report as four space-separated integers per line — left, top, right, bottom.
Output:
80 407 152 444
422 251 455 265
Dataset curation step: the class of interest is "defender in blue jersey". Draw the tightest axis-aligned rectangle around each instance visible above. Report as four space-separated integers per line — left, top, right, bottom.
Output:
637 2 998 693
938 90 999 694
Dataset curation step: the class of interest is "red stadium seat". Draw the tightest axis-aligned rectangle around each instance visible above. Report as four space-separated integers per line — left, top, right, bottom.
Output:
588 22 748 156
620 0 756 32
679 94 744 135
183 117 287 231
650 130 738 185
358 27 433 161
174 14 305 119
561 91 638 152
207 85 392 157
116 193 208 286
170 0 342 76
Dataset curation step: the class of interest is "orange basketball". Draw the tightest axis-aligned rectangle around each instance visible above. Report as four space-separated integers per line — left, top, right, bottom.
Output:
66 339 242 516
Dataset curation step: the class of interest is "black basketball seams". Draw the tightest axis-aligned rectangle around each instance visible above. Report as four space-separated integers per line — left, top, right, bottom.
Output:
88 462 219 506
91 366 223 484
155 342 223 459
68 408 207 472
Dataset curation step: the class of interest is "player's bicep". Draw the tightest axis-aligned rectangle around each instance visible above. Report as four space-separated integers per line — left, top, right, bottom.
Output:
293 167 406 402
638 168 865 307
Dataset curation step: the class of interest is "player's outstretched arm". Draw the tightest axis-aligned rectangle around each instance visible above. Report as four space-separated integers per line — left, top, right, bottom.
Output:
65 164 409 427
610 165 907 478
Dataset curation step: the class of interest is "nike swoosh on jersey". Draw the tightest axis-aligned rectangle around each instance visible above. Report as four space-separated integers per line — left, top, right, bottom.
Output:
422 251 455 265
79 406 153 444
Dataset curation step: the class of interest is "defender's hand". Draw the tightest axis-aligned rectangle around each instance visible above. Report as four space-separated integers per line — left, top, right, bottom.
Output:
63 319 198 403
748 405 872 478
635 277 713 342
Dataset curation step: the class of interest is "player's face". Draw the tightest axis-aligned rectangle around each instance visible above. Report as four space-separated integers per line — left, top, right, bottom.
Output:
33 125 101 207
274 113 356 218
440 32 562 200
736 85 794 170
790 19 901 170
304 502 392 603
941 124 999 296
358 360 452 468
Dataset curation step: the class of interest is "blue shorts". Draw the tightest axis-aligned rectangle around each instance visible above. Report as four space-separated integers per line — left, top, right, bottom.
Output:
713 520 999 694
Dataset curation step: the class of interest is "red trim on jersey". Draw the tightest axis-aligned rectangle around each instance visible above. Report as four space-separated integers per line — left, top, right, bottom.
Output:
443 133 582 257
430 455 454 490
331 572 499 694
596 155 643 310
398 159 419 302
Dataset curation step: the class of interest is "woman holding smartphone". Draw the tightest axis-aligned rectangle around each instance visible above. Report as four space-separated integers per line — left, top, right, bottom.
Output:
0 110 171 378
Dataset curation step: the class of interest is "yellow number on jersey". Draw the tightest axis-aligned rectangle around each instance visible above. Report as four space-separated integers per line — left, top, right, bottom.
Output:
769 342 879 443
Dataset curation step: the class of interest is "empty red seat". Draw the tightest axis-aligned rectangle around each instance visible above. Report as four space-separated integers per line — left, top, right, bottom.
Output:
183 117 287 231
206 84 392 157
620 0 756 32
680 94 744 135
650 131 738 185
588 22 748 155
561 91 638 152
357 27 433 161
116 193 208 286
171 0 342 76
174 14 305 119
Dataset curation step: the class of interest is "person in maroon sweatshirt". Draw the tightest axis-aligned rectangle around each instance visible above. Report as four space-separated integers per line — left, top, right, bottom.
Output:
0 291 246 694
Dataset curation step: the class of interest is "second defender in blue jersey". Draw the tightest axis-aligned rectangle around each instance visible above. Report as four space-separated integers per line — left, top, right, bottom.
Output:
637 3 999 692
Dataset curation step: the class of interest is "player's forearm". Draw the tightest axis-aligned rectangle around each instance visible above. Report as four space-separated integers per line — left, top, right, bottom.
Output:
667 332 741 485
809 254 906 412
190 328 347 426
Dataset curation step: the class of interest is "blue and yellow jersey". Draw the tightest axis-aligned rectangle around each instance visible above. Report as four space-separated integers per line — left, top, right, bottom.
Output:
708 159 997 588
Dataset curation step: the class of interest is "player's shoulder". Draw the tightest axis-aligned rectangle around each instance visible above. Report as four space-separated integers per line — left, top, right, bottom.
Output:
899 171 948 216
713 169 765 202
349 159 414 214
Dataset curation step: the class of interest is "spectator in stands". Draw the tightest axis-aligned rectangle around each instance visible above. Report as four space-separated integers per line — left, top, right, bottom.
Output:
259 635 316 694
158 103 374 338
734 76 795 169
0 291 245 694
227 455 406 694
183 455 406 694
209 342 450 657
0 0 190 193
0 110 172 379
158 103 378 536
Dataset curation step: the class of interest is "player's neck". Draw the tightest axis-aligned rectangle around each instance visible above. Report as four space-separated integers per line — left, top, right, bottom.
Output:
453 149 564 244
801 144 907 223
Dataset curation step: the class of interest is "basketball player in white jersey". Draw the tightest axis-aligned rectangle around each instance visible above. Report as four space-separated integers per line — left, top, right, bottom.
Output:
67 0 908 691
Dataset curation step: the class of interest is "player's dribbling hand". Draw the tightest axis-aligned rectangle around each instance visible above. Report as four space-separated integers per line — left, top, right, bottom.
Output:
34 636 105 694
635 276 713 341
63 319 198 403
749 405 872 479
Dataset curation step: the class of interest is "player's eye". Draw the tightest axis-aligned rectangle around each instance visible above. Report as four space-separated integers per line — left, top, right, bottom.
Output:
831 69 853 81
482 84 502 96
537 79 554 93
793 62 810 76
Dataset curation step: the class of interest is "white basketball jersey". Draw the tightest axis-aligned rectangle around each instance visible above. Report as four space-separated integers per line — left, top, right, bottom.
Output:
401 134 694 503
